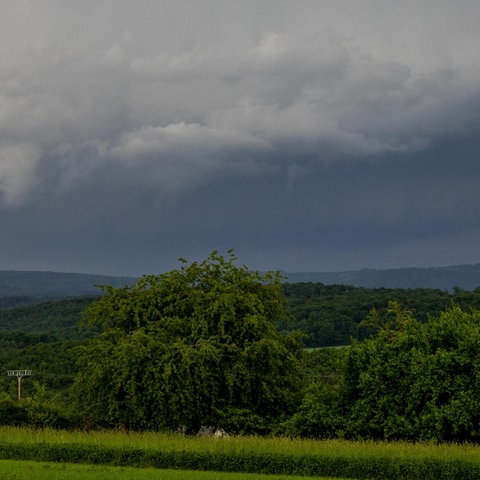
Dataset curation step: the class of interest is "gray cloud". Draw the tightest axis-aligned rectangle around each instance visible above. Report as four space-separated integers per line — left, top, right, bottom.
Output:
0 1 479 274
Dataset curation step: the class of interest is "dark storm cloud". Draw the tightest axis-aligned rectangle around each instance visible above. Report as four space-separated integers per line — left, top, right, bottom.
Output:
1 1 480 274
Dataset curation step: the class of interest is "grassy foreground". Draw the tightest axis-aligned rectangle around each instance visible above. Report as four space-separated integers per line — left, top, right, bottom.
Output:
0 460 349 480
1 427 480 479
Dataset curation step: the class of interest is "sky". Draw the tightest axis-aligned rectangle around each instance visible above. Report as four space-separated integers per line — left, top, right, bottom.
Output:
1 0 480 276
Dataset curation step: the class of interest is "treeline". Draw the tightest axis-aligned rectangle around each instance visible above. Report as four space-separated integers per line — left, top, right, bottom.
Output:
286 303 480 442
0 296 99 403
3 268 480 442
0 296 100 339
281 283 480 347
5 284 480 348
5 304 480 442
2 282 480 402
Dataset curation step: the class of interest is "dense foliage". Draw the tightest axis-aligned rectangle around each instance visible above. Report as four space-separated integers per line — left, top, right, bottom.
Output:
4 282 480 349
339 303 480 441
0 297 100 339
0 340 80 397
4 262 480 441
285 303 480 442
281 283 480 347
73 251 305 433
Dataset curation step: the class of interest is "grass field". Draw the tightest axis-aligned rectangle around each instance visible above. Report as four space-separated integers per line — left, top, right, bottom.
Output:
1 427 480 479
0 460 351 480
2 426 480 462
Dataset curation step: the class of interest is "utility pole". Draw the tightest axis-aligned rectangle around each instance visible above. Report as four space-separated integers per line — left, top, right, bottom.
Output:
7 370 31 400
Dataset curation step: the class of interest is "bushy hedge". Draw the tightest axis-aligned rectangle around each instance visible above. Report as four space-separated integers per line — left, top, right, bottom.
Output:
1 439 480 480
0 395 78 430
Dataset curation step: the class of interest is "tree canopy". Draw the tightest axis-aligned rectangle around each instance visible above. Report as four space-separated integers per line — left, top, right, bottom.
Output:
73 251 305 433
339 303 480 441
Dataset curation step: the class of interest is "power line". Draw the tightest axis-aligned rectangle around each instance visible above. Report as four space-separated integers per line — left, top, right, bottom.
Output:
7 370 31 400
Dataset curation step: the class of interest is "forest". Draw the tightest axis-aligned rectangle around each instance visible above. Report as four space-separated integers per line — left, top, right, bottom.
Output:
2 253 480 441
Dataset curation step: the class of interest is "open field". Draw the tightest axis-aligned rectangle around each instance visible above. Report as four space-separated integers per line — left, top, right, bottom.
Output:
1 427 480 479
0 460 349 480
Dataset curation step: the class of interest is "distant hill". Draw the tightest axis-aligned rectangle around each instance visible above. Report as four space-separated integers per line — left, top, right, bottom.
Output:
0 271 136 306
284 264 480 292
0 296 98 339
1 263 480 305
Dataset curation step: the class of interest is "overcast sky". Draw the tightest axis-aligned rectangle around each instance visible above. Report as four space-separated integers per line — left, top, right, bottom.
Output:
1 0 480 276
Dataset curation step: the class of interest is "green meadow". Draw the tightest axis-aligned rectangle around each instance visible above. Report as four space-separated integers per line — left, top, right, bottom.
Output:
0 460 348 480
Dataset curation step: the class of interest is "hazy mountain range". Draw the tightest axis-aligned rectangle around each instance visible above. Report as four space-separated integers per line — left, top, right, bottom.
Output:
1 263 480 301
283 264 480 292
0 271 135 300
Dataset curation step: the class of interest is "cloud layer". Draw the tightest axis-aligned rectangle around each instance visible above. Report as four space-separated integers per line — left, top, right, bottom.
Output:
1 1 480 274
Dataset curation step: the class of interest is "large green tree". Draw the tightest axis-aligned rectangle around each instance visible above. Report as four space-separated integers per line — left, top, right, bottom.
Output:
73 251 305 433
340 303 480 441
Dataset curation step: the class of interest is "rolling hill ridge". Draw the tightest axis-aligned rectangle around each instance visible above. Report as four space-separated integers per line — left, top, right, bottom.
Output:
1 263 480 304
283 263 480 292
